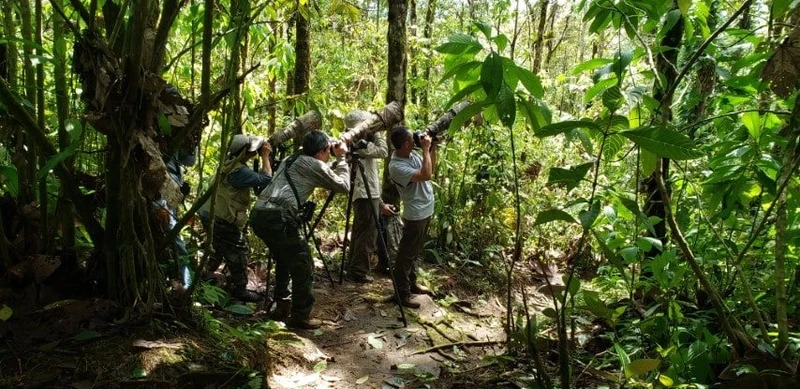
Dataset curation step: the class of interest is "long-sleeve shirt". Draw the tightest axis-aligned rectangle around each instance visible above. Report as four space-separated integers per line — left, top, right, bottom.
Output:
228 166 272 195
253 154 350 219
353 132 388 200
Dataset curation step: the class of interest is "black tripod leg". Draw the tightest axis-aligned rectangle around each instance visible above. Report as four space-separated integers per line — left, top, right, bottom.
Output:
339 160 358 284
310 190 336 235
304 222 336 287
356 159 407 327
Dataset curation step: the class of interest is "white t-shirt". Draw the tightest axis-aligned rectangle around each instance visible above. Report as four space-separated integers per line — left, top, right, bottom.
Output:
388 151 434 221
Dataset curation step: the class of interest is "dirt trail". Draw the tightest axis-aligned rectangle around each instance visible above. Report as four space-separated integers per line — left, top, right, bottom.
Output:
267 273 506 388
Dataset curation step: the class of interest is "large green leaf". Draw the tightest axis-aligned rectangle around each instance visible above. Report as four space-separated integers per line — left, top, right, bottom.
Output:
584 77 618 103
439 61 481 85
536 120 600 138
38 146 76 181
603 134 626 161
570 58 614 75
518 98 551 132
447 100 490 134
0 165 19 197
444 82 481 110
621 126 703 160
602 85 624 112
473 21 493 40
548 162 594 191
625 359 660 378
534 209 578 226
435 34 483 54
480 53 504 99
509 65 543 98
496 84 516 128
615 194 657 236
611 50 633 84
640 150 658 176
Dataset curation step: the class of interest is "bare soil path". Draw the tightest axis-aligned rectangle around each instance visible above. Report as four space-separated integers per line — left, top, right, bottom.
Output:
267 273 506 389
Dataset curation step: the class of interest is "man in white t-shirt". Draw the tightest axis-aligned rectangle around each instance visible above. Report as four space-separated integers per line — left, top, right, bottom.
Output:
388 126 437 308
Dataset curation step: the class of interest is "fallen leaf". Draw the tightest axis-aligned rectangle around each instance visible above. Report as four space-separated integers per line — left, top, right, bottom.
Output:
344 309 356 321
356 375 369 384
313 360 327 373
367 335 384 350
313 329 324 336
0 305 12 321
132 339 183 349
380 310 388 317
131 367 147 378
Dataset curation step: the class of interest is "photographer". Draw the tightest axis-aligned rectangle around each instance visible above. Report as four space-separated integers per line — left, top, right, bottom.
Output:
250 130 349 329
198 134 273 302
388 126 437 309
344 110 395 283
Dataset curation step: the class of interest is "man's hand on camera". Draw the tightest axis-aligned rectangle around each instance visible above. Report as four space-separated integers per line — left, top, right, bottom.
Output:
380 203 396 216
333 142 347 158
420 134 432 151
260 142 272 157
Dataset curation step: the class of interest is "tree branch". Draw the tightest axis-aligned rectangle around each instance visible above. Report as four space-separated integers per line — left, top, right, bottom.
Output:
410 340 501 355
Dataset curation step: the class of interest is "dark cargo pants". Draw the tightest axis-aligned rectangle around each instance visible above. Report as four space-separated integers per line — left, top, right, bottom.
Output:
392 217 430 299
250 208 315 320
207 219 250 293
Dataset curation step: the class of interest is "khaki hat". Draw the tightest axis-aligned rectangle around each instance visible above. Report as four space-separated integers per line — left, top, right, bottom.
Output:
344 110 371 130
229 134 264 156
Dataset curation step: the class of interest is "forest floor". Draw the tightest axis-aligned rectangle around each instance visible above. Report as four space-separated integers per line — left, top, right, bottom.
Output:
0 257 555 389
265 271 509 388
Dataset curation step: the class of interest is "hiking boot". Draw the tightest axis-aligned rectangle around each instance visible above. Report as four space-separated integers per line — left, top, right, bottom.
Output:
398 295 421 309
269 300 291 322
287 316 322 330
346 273 374 284
233 289 262 303
410 284 433 296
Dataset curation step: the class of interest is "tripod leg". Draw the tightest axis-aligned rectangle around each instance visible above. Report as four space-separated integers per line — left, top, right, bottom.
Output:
310 190 336 235
339 160 358 284
304 222 337 287
356 159 407 327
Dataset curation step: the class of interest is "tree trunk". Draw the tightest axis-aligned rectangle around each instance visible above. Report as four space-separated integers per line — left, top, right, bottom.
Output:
420 0 436 107
294 4 310 111
18 0 36 208
645 1 683 249
227 0 249 134
383 0 408 205
532 0 548 74
54 0 76 263
408 0 418 105
35 0 50 253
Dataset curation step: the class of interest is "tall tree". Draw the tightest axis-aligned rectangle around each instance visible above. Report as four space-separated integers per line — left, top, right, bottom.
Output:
408 0 418 104
294 0 310 114
531 0 549 74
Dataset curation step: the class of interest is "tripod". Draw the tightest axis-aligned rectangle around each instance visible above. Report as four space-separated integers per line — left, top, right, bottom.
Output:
310 152 407 326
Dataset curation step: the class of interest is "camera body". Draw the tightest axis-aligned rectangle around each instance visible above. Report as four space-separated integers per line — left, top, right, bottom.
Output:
413 130 438 147
300 201 316 223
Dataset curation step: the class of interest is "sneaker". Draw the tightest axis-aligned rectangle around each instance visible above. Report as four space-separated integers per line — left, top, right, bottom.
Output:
233 289 263 303
410 284 433 296
398 295 421 309
287 317 322 330
346 273 374 284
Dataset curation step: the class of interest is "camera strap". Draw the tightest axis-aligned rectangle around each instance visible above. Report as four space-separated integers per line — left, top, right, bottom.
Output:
282 154 304 214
